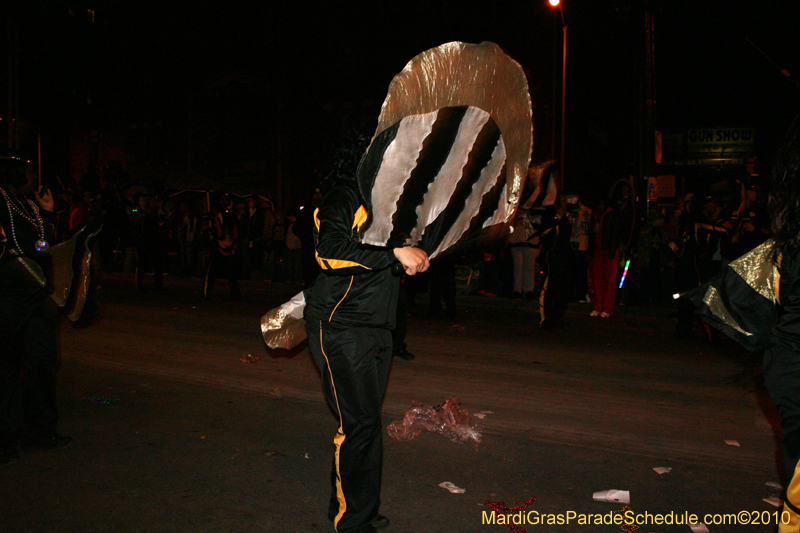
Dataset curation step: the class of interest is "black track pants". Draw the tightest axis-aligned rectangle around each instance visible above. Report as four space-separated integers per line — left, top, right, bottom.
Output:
0 290 59 449
306 318 392 533
764 345 800 532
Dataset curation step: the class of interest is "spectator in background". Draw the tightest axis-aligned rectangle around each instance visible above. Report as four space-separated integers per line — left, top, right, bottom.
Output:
178 202 199 276
636 210 669 306
725 182 770 260
265 211 287 282
132 193 165 292
674 193 729 339
392 276 415 360
244 195 266 279
285 210 303 284
203 196 241 301
509 208 540 300
96 188 128 272
477 247 501 297
259 197 276 279
293 187 323 287
428 257 458 319
232 198 250 280
588 195 619 318
567 195 592 302
612 180 635 260
666 194 692 243
67 188 89 238
539 197 573 329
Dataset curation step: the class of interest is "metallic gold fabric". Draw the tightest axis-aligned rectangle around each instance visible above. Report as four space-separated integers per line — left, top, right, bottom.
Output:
374 41 533 225
691 238 777 349
702 286 751 337
66 226 102 322
260 308 307 350
48 233 77 307
46 225 101 321
261 292 308 350
10 252 47 289
728 239 777 301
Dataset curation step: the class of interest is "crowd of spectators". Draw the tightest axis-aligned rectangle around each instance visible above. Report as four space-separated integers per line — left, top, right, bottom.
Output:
45 162 324 303
455 157 769 337
55 158 769 334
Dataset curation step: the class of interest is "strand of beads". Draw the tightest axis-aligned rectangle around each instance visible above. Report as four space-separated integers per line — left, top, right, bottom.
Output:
0 187 48 253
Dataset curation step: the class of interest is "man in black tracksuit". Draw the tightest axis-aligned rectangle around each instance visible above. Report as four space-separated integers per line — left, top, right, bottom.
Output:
539 202 573 330
1 158 71 466
304 176 429 533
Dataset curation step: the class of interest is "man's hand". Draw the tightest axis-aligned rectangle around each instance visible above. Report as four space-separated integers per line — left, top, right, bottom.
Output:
34 187 54 212
393 246 430 276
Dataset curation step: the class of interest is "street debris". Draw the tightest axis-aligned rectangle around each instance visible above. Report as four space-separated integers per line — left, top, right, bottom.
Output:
764 481 783 506
689 524 709 533
387 398 482 447
439 482 466 494
653 467 672 474
240 353 262 363
724 439 740 446
82 396 121 405
592 490 630 504
473 410 494 420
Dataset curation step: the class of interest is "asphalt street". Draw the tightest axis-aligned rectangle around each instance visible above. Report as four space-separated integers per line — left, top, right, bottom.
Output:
1 273 786 533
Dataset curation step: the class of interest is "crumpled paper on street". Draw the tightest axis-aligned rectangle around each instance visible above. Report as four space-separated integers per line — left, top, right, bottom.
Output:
240 353 262 363
387 398 482 447
439 482 466 494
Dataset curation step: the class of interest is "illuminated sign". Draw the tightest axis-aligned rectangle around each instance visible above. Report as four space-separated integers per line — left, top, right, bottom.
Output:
686 127 754 155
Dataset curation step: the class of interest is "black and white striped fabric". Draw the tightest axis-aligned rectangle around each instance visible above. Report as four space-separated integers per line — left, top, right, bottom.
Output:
357 105 509 259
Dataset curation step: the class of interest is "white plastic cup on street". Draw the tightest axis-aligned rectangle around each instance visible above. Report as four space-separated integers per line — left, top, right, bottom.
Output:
592 490 630 504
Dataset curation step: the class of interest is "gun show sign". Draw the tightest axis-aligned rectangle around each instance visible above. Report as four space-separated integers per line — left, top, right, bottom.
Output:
687 127 754 158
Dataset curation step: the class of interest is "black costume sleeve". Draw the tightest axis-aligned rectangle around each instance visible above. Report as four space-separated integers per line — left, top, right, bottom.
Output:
314 187 396 276
774 251 800 353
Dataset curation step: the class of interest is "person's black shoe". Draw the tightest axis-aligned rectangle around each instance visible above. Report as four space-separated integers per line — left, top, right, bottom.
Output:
21 434 72 451
0 447 19 466
393 349 415 361
372 514 390 529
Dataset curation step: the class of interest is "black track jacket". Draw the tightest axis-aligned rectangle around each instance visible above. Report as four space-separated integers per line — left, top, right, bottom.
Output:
304 181 399 329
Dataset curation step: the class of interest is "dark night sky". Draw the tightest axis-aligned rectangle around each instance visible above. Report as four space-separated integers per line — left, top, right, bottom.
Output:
5 0 800 200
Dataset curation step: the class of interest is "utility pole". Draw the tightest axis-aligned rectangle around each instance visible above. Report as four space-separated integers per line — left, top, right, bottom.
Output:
549 0 567 190
7 16 20 151
641 3 657 214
